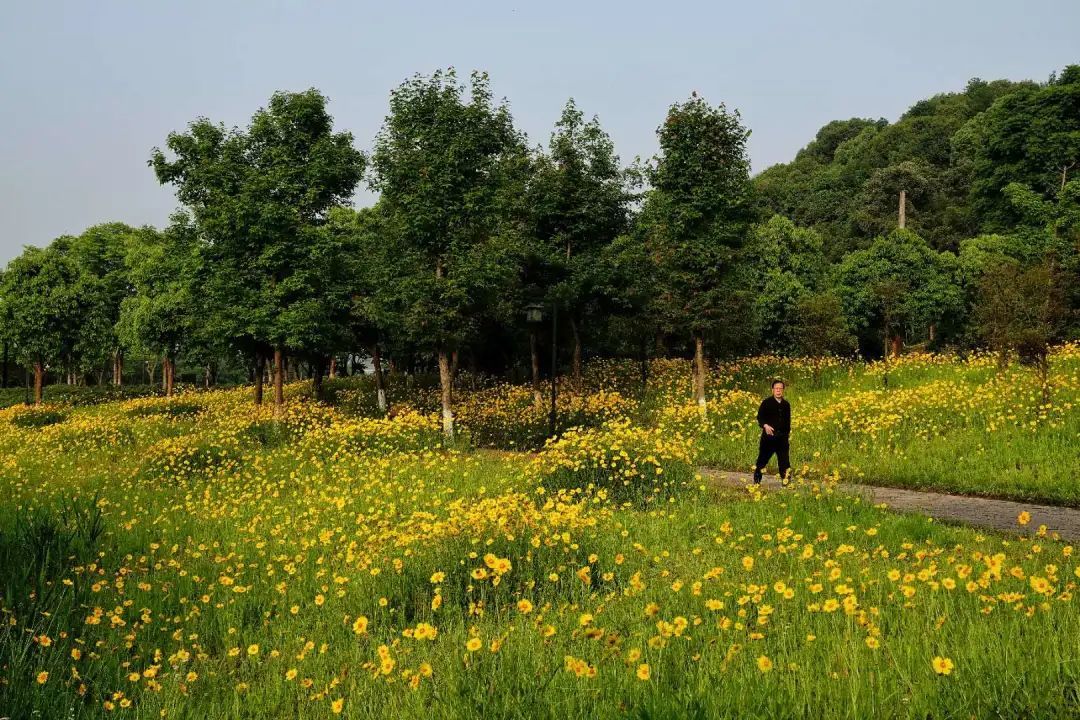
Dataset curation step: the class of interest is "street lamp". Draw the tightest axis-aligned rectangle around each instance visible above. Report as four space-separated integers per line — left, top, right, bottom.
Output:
524 301 558 438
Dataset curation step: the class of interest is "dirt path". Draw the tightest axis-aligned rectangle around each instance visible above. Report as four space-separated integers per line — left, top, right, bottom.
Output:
699 467 1080 542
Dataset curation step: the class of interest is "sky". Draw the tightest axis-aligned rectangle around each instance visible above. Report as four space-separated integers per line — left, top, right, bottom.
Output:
1 0 1077 263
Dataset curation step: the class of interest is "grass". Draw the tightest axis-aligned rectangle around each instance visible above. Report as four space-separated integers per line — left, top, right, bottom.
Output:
0 348 1078 718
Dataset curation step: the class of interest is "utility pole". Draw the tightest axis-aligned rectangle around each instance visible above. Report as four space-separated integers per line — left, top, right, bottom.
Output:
898 189 906 229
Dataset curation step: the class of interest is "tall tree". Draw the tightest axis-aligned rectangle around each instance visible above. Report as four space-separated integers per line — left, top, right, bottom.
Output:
646 92 753 409
527 99 630 387
370 69 527 439
0 245 81 403
151 88 364 416
117 218 199 397
67 223 136 385
741 215 827 352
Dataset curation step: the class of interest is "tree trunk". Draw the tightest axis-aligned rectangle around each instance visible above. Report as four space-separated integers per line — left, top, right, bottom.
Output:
570 316 582 390
693 331 706 412
273 347 285 419
530 327 542 406
313 357 326 398
253 353 265 405
329 356 337 379
372 343 387 414
163 356 174 397
113 349 123 387
204 364 211 389
437 349 454 440
928 323 936 344
890 335 902 358
147 360 156 388
639 336 649 391
33 361 44 405
655 329 666 357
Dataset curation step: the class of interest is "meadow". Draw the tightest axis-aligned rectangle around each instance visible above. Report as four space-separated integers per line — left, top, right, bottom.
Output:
2 346 1079 719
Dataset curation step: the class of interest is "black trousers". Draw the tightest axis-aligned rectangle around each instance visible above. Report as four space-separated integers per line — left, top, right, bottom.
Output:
753 434 790 483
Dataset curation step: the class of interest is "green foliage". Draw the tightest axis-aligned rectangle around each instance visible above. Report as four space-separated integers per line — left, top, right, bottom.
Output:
756 77 1033 254
645 92 753 342
8 407 68 428
117 218 197 364
151 89 365 367
974 261 1070 369
741 216 827 351
370 70 528 352
526 99 631 328
833 229 963 352
961 66 1080 230
0 245 81 369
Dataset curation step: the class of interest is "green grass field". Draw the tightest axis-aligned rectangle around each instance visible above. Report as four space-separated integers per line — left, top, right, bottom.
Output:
1 348 1079 718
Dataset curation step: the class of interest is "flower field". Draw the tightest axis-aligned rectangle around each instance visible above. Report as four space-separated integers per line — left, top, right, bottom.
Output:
2 348 1080 718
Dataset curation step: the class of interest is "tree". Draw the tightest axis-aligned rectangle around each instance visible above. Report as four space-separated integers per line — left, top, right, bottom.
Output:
974 261 1069 403
527 99 630 387
756 77 1029 255
790 292 858 383
370 69 527 439
833 229 963 356
66 223 136 386
741 215 827 352
325 205 397 413
0 245 81 403
646 92 753 409
151 88 364 416
117 218 199 397
960 66 1080 230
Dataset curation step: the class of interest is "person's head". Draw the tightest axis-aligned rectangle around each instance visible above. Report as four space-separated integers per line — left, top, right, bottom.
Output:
771 379 785 400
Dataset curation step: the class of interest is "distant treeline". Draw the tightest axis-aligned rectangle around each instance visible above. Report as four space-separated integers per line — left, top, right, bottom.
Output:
0 66 1076 432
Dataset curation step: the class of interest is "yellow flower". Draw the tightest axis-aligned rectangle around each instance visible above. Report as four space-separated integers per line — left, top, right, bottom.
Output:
331 698 344 714
430 571 445 583
247 644 259 657
352 615 369 634
932 656 954 676
315 594 326 606
36 670 49 684
756 655 773 673
1017 511 1031 526
517 599 534 614
636 663 651 681
466 637 483 652
285 669 298 681
865 637 880 649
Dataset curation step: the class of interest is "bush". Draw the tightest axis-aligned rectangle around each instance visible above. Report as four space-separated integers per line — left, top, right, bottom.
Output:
529 418 696 505
7 406 68 428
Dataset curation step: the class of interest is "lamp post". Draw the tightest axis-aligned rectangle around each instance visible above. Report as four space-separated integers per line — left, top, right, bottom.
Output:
525 302 558 438
549 302 557 438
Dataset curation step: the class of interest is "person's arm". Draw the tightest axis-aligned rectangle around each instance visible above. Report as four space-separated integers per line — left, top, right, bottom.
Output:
757 399 774 435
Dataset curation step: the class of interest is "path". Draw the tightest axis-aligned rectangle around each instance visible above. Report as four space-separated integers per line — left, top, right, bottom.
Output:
699 467 1080 542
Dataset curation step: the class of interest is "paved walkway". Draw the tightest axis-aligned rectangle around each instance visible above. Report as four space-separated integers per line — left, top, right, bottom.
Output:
699 467 1080 542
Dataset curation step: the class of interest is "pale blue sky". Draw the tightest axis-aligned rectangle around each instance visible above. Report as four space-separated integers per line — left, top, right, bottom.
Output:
1 0 1077 262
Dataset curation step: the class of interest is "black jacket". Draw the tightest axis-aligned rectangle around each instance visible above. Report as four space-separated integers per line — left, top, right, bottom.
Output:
757 397 791 437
